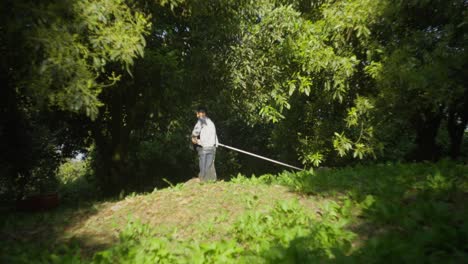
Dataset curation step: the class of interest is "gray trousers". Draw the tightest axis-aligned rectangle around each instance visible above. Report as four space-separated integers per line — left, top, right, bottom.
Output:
198 146 217 182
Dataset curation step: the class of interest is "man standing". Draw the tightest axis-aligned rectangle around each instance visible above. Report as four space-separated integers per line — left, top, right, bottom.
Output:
192 106 218 182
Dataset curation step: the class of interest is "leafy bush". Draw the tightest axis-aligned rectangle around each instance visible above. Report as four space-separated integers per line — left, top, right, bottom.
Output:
0 120 62 201
235 161 468 262
57 158 98 203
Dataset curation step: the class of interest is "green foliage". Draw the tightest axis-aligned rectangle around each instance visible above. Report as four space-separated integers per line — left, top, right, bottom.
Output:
91 220 241 263
1 0 152 200
225 0 467 162
239 161 468 262
333 97 378 159
300 152 324 167
57 158 98 203
28 0 151 119
0 117 62 200
126 124 197 191
228 2 360 123
0 242 83 264
4 0 466 199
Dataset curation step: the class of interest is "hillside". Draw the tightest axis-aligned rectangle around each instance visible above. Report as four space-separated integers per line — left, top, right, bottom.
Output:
1 162 467 263
60 180 322 255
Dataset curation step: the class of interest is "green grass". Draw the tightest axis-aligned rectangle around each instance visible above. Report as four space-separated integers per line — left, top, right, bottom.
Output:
1 161 467 263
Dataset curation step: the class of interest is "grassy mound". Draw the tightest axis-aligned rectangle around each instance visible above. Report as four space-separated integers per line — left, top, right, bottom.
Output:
1 162 467 263
1 180 329 262
64 181 318 251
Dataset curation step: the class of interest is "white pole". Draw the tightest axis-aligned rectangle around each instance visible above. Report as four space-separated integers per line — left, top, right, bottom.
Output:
218 143 303 171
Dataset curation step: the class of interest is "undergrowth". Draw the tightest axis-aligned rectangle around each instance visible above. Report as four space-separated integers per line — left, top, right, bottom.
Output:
233 160 468 263
89 199 357 264
1 161 467 263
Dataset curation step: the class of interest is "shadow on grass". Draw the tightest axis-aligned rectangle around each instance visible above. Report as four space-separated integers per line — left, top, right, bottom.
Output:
0 198 114 263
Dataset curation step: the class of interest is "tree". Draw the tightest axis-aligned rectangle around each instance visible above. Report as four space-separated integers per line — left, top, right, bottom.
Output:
226 0 467 164
0 0 150 198
367 0 468 161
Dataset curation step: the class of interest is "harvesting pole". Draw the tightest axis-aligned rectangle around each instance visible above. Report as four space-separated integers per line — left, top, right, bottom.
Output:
217 143 303 171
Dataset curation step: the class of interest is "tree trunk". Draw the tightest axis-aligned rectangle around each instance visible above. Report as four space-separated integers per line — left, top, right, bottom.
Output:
447 98 468 160
92 86 134 197
412 110 443 161
1 75 33 200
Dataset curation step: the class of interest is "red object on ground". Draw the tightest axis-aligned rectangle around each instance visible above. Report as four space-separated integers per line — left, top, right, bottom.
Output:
17 193 60 211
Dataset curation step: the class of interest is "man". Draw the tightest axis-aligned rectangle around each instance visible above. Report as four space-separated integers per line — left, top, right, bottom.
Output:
191 106 218 182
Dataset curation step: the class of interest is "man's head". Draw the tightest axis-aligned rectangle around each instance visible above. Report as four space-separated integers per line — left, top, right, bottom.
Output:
196 106 207 118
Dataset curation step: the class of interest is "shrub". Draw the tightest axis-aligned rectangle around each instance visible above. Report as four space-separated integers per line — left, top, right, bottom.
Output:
57 158 98 203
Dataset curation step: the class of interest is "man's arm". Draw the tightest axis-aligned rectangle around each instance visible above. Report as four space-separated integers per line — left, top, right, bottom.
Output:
192 120 202 144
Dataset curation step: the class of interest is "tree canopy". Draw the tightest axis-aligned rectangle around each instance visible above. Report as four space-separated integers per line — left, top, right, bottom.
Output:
1 0 467 197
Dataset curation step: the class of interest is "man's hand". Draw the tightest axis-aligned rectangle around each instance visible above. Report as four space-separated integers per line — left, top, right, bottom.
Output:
191 137 198 144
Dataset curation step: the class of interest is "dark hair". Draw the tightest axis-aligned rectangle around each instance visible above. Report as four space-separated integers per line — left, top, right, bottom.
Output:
196 106 207 114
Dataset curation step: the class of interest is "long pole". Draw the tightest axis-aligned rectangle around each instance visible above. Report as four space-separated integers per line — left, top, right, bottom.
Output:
218 143 303 171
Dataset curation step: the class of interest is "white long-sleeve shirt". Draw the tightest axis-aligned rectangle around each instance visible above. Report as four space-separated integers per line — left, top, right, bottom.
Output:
192 117 218 148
